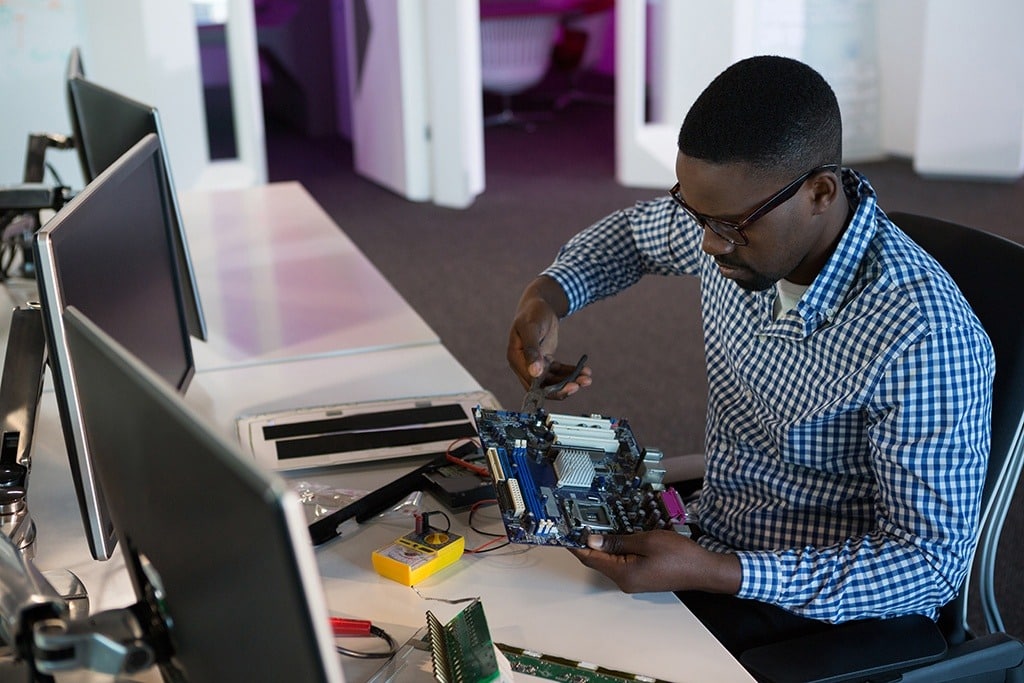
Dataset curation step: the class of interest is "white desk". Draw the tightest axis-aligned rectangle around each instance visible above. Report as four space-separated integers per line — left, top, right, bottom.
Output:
25 352 753 683
1 183 440 373
179 182 440 371
186 352 755 683
10 183 754 682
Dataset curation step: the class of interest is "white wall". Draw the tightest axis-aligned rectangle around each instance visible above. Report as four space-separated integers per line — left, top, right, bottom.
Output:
914 1 1024 180
79 0 211 190
1 0 264 193
344 0 483 209
0 1 87 189
5 0 1020 199
616 0 1023 187
618 0 885 188
876 0 926 158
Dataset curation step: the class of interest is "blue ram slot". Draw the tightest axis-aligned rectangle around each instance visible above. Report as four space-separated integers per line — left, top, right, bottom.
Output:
512 446 547 525
495 447 514 481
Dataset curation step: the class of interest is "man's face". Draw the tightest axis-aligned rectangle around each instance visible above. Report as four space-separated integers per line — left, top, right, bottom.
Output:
673 153 832 291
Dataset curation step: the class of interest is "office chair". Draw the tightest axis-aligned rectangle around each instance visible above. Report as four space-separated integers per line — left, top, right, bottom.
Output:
479 4 560 130
550 0 614 110
739 212 1024 682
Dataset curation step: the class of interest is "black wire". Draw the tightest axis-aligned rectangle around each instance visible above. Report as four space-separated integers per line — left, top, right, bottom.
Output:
468 500 504 537
46 161 65 187
334 625 399 659
421 510 451 533
0 244 13 279
464 499 513 553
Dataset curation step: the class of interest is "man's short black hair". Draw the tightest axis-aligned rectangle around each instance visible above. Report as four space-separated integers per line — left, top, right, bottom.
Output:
678 56 842 177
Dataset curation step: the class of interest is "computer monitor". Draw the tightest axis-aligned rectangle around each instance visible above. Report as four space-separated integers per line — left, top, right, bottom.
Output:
34 134 196 561
65 47 207 341
62 306 344 682
63 47 86 175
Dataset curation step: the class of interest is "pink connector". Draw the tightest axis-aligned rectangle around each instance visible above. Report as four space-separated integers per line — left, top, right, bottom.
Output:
659 487 688 524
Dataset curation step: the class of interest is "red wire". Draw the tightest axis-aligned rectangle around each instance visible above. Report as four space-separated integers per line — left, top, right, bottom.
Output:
465 535 509 553
445 437 490 477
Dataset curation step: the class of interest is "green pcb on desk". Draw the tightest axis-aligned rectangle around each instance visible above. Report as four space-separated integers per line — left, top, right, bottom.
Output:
496 643 673 683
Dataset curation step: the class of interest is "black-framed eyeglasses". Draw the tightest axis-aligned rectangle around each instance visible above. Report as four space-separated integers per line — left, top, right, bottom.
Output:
669 164 839 246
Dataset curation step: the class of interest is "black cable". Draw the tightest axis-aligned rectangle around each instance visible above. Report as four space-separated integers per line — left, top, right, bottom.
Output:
334 625 399 659
464 499 513 553
46 161 65 187
468 500 504 537
421 509 451 533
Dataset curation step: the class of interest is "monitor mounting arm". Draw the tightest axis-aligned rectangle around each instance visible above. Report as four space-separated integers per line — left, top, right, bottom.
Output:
22 133 74 185
1 132 74 281
0 305 48 558
0 533 159 681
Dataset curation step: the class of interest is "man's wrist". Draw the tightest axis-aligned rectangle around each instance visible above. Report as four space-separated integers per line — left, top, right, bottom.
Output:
699 549 742 595
521 275 569 319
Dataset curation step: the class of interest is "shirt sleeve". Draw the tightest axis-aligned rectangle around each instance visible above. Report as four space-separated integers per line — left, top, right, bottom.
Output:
542 196 702 315
731 324 994 622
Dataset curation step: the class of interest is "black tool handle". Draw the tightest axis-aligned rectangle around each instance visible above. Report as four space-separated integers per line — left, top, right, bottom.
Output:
308 455 445 546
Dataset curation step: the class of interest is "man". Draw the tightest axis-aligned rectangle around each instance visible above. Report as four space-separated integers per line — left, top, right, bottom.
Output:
506 56 994 656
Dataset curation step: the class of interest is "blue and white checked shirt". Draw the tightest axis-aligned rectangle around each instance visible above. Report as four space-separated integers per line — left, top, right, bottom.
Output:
543 169 994 623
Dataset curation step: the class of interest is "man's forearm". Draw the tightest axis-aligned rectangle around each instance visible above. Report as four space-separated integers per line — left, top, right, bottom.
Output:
517 275 570 319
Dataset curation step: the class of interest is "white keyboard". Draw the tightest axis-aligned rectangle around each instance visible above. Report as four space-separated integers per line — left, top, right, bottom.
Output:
236 390 500 471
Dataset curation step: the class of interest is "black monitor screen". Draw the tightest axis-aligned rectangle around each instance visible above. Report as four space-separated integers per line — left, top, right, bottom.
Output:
67 74 155 183
34 133 195 561
65 51 206 341
62 306 344 682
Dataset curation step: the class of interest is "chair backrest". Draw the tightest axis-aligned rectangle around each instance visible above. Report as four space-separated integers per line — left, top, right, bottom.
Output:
479 10 560 94
888 212 1024 638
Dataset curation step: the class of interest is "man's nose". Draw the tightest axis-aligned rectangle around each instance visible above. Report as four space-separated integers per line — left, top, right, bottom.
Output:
700 225 737 257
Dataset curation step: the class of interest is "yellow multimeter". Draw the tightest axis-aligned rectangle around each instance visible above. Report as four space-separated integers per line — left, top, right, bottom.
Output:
371 513 464 586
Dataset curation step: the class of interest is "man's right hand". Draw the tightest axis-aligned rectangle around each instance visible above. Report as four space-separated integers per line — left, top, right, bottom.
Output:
506 276 592 400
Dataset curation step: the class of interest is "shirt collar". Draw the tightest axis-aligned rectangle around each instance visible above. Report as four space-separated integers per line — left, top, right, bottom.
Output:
768 168 880 337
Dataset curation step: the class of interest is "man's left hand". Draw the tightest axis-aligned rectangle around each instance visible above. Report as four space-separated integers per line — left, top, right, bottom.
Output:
570 530 742 595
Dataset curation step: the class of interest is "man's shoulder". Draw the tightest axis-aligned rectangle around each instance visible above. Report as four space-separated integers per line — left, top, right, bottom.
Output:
865 218 981 331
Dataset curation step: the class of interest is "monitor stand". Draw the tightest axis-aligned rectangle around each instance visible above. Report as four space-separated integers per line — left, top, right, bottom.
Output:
0 531 157 681
0 304 47 557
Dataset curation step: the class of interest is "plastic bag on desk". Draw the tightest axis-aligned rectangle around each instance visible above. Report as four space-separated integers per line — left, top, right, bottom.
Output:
293 481 422 525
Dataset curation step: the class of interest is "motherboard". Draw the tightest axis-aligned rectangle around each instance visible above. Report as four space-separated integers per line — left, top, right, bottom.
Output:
472 407 689 548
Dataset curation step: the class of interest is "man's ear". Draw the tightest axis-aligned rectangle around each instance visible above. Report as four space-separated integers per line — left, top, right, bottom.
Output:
808 169 841 216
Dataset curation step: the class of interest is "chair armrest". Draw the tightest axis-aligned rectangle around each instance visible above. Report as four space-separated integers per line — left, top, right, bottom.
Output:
739 614 947 683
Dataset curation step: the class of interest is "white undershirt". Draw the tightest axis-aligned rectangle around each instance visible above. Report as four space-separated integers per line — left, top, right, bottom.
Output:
773 278 809 319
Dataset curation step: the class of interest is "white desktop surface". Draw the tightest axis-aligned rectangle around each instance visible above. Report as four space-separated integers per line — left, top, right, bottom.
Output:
179 182 440 371
194 353 753 682
305 466 755 683
24 348 753 682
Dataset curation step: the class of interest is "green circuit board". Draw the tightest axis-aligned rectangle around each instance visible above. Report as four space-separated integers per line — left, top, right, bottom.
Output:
496 643 672 683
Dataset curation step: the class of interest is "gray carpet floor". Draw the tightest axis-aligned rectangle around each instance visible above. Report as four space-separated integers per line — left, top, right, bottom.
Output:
264 81 1024 640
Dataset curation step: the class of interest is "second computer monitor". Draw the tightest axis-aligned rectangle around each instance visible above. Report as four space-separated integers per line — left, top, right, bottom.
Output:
34 134 195 561
65 47 207 341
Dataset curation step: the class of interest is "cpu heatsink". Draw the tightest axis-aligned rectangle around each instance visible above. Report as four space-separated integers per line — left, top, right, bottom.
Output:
553 449 596 488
